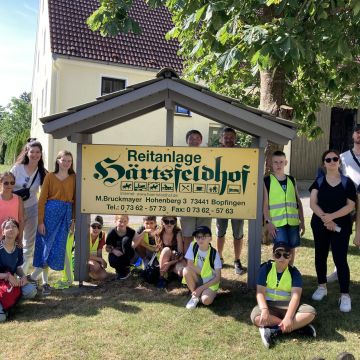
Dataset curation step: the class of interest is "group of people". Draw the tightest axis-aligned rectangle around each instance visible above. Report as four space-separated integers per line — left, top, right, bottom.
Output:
0 140 76 318
256 124 360 348
1 125 360 351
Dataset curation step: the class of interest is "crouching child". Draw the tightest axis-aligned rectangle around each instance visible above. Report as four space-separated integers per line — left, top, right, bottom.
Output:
183 226 221 309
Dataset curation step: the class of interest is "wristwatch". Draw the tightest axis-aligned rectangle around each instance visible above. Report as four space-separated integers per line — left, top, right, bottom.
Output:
265 219 271 224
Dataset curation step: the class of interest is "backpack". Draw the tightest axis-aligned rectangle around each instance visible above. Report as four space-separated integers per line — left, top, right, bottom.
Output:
193 243 217 270
316 173 348 189
142 252 160 284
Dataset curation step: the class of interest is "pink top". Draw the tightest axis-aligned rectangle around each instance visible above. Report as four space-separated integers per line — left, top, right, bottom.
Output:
0 195 20 237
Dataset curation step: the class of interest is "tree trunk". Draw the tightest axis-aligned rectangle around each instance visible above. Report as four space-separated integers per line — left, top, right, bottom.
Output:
259 67 293 174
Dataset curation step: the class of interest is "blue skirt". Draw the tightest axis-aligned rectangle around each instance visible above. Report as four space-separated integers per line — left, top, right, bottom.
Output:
33 200 72 271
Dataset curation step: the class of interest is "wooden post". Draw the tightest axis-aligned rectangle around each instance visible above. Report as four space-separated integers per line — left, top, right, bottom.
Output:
70 134 92 285
247 136 266 288
165 98 174 146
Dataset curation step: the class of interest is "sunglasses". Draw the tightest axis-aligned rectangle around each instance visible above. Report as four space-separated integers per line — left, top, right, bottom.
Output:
274 251 291 259
324 156 339 163
91 224 102 230
163 219 176 225
3 181 15 186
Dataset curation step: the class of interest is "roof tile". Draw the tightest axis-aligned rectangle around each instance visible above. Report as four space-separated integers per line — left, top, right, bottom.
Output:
48 0 183 72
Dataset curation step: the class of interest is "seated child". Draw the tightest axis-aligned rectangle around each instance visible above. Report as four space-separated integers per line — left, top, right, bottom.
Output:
105 215 135 280
183 225 221 309
155 216 186 288
88 215 107 280
0 218 37 322
132 215 158 266
250 242 316 349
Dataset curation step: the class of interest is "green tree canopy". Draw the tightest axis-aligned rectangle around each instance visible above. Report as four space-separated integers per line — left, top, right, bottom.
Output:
88 0 360 139
0 92 32 164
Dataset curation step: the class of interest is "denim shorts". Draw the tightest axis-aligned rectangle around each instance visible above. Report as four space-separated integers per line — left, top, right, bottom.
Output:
274 225 300 249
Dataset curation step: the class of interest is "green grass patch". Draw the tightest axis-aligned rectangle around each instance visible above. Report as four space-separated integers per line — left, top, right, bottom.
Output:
1 219 359 359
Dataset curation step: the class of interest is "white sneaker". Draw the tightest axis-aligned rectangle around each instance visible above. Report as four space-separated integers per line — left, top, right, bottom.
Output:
186 295 200 309
312 286 327 301
327 270 338 283
339 294 351 312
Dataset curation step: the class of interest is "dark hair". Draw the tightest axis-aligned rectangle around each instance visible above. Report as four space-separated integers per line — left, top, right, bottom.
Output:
186 130 202 142
221 127 236 136
321 149 340 163
0 172 16 183
93 215 104 226
1 218 20 243
15 140 47 185
155 216 180 251
272 150 286 157
143 216 156 222
54 150 75 175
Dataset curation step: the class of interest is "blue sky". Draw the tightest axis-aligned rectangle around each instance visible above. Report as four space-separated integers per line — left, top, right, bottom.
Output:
0 0 39 106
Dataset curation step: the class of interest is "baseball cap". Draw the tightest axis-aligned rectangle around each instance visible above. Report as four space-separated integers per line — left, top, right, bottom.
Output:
91 215 103 227
192 225 212 237
353 124 360 132
273 242 291 253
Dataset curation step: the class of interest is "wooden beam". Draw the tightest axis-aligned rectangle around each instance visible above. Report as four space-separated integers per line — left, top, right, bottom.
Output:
165 98 174 146
247 136 266 288
74 142 91 284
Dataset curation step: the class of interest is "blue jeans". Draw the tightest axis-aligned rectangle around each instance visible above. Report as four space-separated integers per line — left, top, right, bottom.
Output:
273 225 300 249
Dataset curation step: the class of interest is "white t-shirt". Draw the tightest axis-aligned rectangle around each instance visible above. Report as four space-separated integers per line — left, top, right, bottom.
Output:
340 150 360 188
10 164 41 209
185 242 222 283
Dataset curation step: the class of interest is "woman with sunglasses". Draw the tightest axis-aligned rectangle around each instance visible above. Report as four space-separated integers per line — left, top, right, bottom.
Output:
88 215 107 280
11 140 47 274
251 242 316 349
0 218 37 322
309 149 356 312
0 172 24 242
155 216 185 288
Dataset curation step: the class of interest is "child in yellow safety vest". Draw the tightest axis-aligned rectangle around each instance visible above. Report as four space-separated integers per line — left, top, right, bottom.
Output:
183 226 221 309
250 242 316 349
88 215 107 280
263 150 305 265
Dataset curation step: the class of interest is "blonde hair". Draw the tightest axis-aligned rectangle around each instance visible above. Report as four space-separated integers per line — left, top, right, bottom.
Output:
115 214 129 221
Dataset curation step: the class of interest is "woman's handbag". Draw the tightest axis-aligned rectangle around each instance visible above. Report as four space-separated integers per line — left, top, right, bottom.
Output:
0 279 21 311
142 252 160 284
13 169 39 201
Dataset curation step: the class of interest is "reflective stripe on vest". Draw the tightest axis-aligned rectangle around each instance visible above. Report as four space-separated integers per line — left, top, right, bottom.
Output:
268 174 299 227
265 262 292 301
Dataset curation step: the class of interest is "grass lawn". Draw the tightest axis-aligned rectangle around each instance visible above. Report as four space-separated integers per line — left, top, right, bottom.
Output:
1 218 360 360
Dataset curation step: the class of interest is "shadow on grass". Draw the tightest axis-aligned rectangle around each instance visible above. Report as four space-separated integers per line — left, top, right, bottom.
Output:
10 270 360 344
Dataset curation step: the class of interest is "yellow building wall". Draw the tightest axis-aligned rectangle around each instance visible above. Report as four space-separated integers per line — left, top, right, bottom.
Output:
32 57 213 169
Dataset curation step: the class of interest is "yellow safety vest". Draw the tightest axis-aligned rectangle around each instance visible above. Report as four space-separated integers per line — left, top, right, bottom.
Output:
90 234 102 256
182 242 219 292
269 174 299 227
265 262 292 301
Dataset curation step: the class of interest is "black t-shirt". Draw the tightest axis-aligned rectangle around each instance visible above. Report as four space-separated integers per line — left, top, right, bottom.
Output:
309 176 356 234
106 227 135 255
264 175 296 195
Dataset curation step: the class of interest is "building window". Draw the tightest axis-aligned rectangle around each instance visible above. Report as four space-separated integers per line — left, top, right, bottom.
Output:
175 105 191 116
101 77 126 95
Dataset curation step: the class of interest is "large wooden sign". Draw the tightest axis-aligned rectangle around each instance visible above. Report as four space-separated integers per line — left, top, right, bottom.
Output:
81 145 259 219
